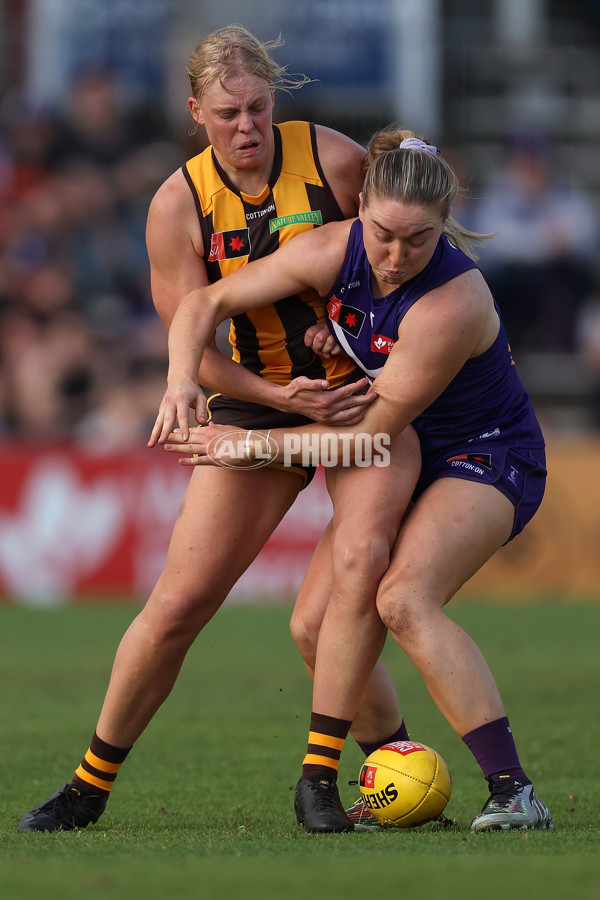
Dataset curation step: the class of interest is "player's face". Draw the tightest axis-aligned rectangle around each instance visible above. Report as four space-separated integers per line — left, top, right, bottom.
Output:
189 74 275 178
359 195 444 297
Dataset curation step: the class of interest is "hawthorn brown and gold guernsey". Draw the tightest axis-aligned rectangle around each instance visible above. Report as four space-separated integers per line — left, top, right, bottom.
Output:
182 120 356 388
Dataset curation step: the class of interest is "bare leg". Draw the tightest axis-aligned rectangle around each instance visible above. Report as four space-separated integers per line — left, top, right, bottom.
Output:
96 464 303 747
292 525 404 742
376 478 514 736
292 427 421 738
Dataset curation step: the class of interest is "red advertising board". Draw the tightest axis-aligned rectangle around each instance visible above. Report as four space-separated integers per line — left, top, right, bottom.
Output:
0 445 332 605
2 439 600 605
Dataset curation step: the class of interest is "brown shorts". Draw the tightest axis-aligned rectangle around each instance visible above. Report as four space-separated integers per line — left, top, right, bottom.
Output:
206 369 367 488
207 394 316 486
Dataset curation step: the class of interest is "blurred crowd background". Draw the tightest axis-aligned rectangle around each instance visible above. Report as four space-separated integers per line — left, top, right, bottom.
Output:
2 0 600 448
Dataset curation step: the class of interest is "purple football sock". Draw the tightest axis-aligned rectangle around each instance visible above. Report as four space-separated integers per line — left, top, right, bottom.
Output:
357 720 410 758
462 716 528 786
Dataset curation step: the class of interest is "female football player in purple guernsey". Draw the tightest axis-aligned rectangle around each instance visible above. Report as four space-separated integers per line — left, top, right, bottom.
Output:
151 127 553 835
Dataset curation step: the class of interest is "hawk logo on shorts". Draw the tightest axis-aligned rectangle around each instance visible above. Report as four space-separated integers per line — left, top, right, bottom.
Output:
447 453 493 469
208 228 250 261
327 297 366 337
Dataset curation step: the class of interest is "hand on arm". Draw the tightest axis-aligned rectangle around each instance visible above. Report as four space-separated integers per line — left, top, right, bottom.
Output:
165 270 494 465
198 341 373 424
274 376 376 423
149 222 351 444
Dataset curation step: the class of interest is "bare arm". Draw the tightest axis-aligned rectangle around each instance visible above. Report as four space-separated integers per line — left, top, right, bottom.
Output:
146 171 288 401
147 172 367 422
149 221 353 444
168 270 499 464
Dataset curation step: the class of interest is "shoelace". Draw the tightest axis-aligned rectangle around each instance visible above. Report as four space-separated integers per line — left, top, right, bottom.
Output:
482 778 529 812
307 779 338 810
488 777 528 796
37 788 83 823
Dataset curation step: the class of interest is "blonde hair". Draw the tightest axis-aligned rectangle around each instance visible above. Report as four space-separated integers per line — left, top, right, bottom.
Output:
187 24 312 104
363 127 494 260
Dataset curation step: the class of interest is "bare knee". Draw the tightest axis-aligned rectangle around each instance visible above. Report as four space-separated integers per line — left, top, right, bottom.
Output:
331 530 392 590
290 606 320 669
375 569 423 647
142 583 223 649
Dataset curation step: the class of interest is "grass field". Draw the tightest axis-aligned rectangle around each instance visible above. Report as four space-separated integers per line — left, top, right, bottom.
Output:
1 601 599 899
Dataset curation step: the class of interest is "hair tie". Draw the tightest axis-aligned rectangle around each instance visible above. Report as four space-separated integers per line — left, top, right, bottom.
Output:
400 137 439 155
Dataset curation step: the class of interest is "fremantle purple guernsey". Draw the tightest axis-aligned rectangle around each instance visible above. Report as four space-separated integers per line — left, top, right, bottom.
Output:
326 220 544 447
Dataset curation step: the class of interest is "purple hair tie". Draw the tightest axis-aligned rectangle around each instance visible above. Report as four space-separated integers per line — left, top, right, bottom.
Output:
400 137 438 155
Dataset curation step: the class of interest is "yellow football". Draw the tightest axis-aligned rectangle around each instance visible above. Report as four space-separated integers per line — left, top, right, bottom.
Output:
359 740 452 827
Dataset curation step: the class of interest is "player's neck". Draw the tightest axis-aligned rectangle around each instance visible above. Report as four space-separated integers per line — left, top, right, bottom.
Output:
217 156 274 198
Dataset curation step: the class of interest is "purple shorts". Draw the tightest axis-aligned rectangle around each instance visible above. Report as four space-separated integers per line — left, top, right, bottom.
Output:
414 439 547 542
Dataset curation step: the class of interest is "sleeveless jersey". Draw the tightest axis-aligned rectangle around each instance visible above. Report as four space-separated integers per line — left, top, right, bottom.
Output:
183 121 356 388
326 220 545 445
